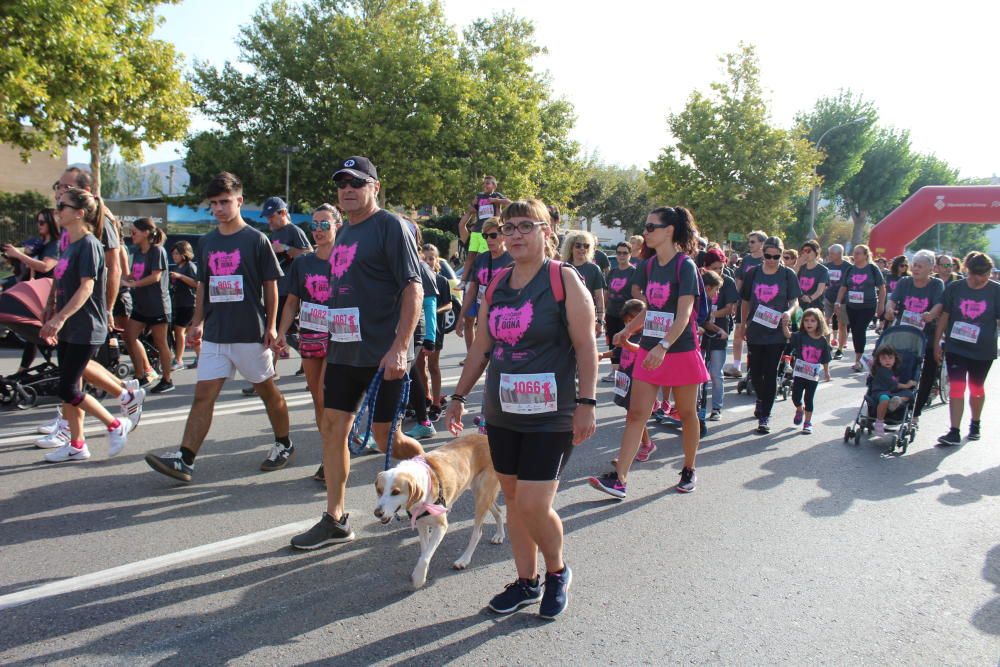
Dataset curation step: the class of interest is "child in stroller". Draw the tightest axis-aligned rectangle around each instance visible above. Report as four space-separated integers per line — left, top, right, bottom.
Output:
867 344 917 437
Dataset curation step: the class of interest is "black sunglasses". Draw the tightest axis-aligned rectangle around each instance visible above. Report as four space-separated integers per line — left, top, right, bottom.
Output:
308 220 334 231
615 251 630 256
336 177 372 190
483 232 499 240
56 202 80 212
763 253 782 260
574 243 590 249
643 222 670 233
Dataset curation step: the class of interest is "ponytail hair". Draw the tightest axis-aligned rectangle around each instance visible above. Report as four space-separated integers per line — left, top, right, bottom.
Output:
62 187 105 241
647 206 699 255
132 217 165 246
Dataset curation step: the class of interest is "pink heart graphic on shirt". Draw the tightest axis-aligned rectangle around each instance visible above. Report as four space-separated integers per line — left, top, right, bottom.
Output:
959 299 987 320
620 348 635 371
755 283 779 303
850 272 868 286
53 258 69 280
58 231 69 253
904 296 928 313
209 249 241 276
329 243 357 279
798 276 815 292
609 277 628 294
305 274 332 302
889 279 898 291
131 262 146 279
801 346 822 364
645 281 671 308
489 301 534 346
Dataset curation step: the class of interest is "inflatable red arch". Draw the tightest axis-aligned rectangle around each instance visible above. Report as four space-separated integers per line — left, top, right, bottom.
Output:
867 185 1000 258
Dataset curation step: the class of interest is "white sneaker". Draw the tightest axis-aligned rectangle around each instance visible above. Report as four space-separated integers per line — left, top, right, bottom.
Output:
120 386 145 431
37 409 63 435
35 422 70 449
44 441 91 463
171 361 185 372
107 417 131 457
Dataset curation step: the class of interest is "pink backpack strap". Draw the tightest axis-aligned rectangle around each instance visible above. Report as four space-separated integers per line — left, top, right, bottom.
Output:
548 260 565 303
483 266 513 308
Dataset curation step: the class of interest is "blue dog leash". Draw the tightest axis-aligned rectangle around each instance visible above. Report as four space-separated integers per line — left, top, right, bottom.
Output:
348 369 411 471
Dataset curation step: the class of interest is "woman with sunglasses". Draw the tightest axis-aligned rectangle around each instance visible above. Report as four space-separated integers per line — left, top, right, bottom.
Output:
935 254 961 285
795 240 829 319
275 204 340 480
603 241 638 382
39 188 131 462
590 206 709 496
884 249 944 427
456 218 512 351
446 199 597 619
782 249 798 269
835 244 886 372
561 230 606 339
122 218 174 393
726 230 767 379
740 236 801 434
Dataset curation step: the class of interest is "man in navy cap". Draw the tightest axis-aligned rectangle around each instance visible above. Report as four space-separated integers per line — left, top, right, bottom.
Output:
242 196 312 394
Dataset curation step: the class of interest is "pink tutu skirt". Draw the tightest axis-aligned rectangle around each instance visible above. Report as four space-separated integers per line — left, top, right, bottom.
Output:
633 347 710 387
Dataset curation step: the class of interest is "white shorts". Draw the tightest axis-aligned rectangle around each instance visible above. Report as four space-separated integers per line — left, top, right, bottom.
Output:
197 341 275 384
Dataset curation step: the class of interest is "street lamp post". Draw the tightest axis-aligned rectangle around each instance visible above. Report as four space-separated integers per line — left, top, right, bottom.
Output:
279 146 300 204
807 118 866 241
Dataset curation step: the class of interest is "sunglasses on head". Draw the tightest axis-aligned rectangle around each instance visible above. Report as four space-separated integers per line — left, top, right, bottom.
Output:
500 221 546 236
484 232 499 240
574 242 590 250
763 253 782 260
335 177 372 190
56 202 80 212
308 220 334 231
643 222 670 233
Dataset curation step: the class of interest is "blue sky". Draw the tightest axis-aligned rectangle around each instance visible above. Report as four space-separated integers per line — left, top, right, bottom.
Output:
69 0 1000 179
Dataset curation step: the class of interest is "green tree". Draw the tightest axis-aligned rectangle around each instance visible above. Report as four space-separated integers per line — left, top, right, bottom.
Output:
647 43 819 241
838 127 919 246
795 90 877 193
0 0 198 194
573 164 650 234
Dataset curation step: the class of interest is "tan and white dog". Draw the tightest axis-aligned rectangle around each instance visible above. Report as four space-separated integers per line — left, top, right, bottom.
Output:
374 433 504 588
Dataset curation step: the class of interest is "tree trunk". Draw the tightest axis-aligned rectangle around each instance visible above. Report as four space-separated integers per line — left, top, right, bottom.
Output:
88 117 102 197
850 209 868 248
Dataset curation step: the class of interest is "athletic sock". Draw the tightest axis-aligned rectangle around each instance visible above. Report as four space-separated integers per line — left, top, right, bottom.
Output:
519 576 540 587
70 439 85 450
275 435 291 448
118 389 131 403
546 567 566 577
107 418 121 432
734 361 742 371
180 447 197 466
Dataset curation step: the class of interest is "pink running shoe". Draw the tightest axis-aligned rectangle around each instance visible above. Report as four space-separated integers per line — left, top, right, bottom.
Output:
635 441 657 462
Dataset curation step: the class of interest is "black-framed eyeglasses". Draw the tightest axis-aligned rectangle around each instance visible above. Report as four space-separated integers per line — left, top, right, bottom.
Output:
483 232 499 240
56 202 80 212
574 243 590 250
763 253 782 260
500 221 546 236
643 222 669 234
308 220 334 231
615 251 630 256
335 177 372 190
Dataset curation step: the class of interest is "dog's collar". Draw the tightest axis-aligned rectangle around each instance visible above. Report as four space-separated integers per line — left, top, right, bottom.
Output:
408 456 448 528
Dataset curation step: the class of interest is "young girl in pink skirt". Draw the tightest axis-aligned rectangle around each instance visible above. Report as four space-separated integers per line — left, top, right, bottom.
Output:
588 206 710 497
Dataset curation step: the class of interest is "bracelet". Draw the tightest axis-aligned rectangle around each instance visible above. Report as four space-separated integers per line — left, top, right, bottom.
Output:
575 397 597 406
449 394 467 404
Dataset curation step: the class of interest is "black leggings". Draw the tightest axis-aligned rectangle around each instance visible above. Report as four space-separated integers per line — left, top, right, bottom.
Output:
791 377 818 413
19 342 37 369
606 314 625 364
845 306 876 355
408 366 428 423
57 342 98 405
913 342 939 418
748 342 785 418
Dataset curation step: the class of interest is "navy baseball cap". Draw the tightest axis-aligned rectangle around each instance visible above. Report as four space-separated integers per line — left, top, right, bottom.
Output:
333 156 378 182
260 196 287 218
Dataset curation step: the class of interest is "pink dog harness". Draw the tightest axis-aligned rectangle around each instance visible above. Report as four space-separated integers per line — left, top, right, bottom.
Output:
408 456 448 528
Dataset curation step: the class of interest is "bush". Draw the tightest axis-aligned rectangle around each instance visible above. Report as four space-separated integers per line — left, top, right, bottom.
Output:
423 214 461 235
421 227 457 258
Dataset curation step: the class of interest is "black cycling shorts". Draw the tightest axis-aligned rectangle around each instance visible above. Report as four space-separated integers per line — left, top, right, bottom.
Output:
172 306 195 328
324 363 409 423
130 311 169 326
487 425 574 481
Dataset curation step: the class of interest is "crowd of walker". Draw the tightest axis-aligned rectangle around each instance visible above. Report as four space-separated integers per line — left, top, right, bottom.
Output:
2 158 999 620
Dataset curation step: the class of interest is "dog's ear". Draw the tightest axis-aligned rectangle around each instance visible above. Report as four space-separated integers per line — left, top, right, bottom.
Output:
405 472 424 510
375 471 386 497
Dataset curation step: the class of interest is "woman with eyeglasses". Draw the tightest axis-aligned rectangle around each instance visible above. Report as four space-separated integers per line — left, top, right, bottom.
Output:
884 249 944 427
726 230 767 379
561 230 607 339
603 241 638 382
835 244 886 372
446 199 597 619
456 218 512 353
740 236 801 434
169 241 199 369
272 203 340 480
590 206 709 496
122 218 174 393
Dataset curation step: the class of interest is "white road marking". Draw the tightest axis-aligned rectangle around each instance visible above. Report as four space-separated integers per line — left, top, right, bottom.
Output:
0 519 319 611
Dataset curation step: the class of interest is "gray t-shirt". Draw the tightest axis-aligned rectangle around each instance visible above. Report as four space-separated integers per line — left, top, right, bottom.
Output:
941 279 1000 360
484 260 576 432
270 223 312 296
606 265 637 318
54 234 107 346
842 263 884 309
634 254 700 353
131 245 171 319
35 238 60 279
797 263 829 306
738 253 763 284
325 209 422 368
740 265 801 345
171 261 198 309
573 261 607 295
889 276 944 331
824 260 849 302
471 251 514 295
197 225 283 344
100 218 119 253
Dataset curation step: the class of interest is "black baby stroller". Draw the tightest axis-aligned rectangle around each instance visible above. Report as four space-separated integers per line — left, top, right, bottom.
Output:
843 324 925 454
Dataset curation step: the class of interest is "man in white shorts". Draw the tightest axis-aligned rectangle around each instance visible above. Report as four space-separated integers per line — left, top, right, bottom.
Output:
145 172 292 483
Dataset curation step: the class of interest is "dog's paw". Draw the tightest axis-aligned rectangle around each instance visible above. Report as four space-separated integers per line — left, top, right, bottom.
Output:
490 533 504 545
452 558 470 570
411 572 427 588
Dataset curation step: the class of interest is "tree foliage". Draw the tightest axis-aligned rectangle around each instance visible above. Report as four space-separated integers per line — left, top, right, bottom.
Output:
647 44 819 240
0 0 198 194
795 90 877 194
572 164 651 234
186 0 582 210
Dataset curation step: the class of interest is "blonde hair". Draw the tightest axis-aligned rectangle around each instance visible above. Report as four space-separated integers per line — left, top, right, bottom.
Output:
561 230 596 263
799 307 830 337
421 243 441 272
481 217 501 234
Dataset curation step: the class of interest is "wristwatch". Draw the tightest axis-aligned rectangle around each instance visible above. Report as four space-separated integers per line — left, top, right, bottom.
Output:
658 338 671 351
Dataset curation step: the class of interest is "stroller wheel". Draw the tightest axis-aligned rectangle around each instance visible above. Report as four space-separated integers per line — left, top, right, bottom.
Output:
15 385 37 410
0 381 13 405
853 430 861 447
114 362 130 379
843 428 852 443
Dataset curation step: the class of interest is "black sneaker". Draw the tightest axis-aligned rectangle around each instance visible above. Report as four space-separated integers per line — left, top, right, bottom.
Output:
428 405 442 423
587 471 626 499
241 385 257 396
137 376 151 388
290 512 355 550
488 577 543 614
150 378 175 394
260 443 295 472
937 428 962 447
145 451 193 483
833 349 844 360
312 464 325 482
677 467 697 493
968 421 981 441
756 418 771 434
294 366 305 376
539 565 573 619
